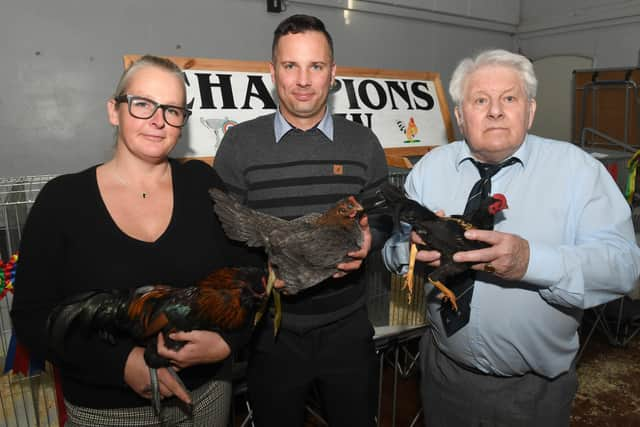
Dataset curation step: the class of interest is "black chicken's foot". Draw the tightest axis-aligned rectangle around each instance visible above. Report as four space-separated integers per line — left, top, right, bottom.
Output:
428 278 458 311
403 243 418 304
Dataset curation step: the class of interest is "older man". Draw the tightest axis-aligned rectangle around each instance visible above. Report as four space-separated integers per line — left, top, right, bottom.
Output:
383 49 640 426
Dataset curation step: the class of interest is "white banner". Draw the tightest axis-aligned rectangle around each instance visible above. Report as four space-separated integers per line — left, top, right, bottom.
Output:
124 56 453 159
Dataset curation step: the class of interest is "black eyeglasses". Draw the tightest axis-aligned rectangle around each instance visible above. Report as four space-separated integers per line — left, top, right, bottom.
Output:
114 94 192 128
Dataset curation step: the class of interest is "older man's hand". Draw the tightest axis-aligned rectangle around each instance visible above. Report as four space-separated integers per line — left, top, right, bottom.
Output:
453 229 530 281
411 231 441 267
412 209 444 267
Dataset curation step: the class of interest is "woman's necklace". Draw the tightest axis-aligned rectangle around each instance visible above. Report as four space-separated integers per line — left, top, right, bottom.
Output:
113 163 170 199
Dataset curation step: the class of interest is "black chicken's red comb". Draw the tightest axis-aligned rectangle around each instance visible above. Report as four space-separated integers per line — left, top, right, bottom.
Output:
492 193 507 204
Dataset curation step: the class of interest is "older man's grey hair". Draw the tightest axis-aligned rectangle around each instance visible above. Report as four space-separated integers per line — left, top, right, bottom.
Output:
449 49 538 106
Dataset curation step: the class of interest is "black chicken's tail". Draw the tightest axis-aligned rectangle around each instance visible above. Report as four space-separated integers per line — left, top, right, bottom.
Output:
376 182 439 232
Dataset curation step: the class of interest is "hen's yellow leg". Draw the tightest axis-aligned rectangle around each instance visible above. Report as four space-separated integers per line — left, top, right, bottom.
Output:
428 278 458 311
403 243 417 303
273 289 281 336
253 266 282 336
254 266 276 326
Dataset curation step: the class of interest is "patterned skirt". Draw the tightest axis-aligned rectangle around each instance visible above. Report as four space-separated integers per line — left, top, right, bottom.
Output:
64 379 231 427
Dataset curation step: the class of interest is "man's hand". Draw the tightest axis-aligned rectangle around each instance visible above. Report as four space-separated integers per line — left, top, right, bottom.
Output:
124 347 191 405
156 331 231 369
413 209 444 267
411 231 441 267
453 229 530 280
334 215 372 278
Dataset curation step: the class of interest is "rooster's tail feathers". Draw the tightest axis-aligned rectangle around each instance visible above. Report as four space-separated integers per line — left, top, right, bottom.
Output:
47 290 124 354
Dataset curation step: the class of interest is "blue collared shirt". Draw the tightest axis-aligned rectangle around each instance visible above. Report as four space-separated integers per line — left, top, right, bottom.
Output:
273 108 334 143
383 134 640 378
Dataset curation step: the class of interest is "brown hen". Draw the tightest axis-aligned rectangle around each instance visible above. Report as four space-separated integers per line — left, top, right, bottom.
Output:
209 188 364 296
210 188 365 332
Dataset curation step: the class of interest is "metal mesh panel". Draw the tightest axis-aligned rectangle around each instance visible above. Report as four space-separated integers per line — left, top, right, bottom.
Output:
1 175 59 427
366 170 427 328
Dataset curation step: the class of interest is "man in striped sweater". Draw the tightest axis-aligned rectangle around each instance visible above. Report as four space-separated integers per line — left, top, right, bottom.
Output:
214 14 388 427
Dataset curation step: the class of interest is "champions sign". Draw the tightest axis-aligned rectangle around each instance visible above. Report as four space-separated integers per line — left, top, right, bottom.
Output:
124 56 454 161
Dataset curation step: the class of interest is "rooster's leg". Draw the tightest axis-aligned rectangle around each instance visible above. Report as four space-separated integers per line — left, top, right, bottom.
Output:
428 278 458 311
148 366 191 417
403 243 418 303
149 368 162 416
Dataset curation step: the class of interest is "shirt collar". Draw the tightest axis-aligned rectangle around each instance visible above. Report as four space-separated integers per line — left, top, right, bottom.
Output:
455 134 532 170
273 108 334 143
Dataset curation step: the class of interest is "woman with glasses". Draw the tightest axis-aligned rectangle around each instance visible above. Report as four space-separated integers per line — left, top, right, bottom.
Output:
11 55 252 426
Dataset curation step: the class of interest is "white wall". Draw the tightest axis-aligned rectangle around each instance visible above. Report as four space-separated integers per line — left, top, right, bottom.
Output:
516 0 640 142
0 0 518 177
529 55 593 141
517 0 640 67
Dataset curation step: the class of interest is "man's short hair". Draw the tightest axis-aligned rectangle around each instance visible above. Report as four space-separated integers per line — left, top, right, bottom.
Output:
449 49 538 106
272 14 334 61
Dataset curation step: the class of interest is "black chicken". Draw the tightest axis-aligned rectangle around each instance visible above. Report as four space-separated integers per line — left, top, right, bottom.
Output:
209 188 365 331
46 266 267 416
378 182 508 310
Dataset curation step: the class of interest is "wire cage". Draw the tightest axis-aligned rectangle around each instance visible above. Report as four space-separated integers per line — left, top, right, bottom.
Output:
365 170 427 328
1 175 60 427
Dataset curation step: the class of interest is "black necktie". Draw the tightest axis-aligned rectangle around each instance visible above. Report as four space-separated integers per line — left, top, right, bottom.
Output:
463 157 520 218
440 157 519 337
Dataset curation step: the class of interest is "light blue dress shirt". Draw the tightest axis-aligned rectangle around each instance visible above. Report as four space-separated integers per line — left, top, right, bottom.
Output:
273 108 334 143
383 134 640 378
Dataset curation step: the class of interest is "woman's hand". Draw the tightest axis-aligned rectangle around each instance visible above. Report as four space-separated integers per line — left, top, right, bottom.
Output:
124 346 191 405
156 331 231 369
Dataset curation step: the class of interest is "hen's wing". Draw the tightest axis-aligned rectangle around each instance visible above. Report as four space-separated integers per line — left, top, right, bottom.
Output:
267 222 362 294
210 188 287 247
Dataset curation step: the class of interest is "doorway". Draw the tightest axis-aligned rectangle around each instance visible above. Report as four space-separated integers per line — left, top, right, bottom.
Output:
530 55 593 142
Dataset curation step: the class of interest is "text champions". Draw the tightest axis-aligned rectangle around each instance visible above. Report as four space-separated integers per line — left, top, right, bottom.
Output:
182 69 449 156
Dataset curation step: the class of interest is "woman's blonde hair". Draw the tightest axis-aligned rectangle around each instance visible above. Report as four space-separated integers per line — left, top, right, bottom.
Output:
113 55 185 104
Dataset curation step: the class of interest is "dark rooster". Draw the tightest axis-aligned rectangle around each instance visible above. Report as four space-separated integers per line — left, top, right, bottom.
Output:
209 188 364 330
46 266 267 416
378 182 508 310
